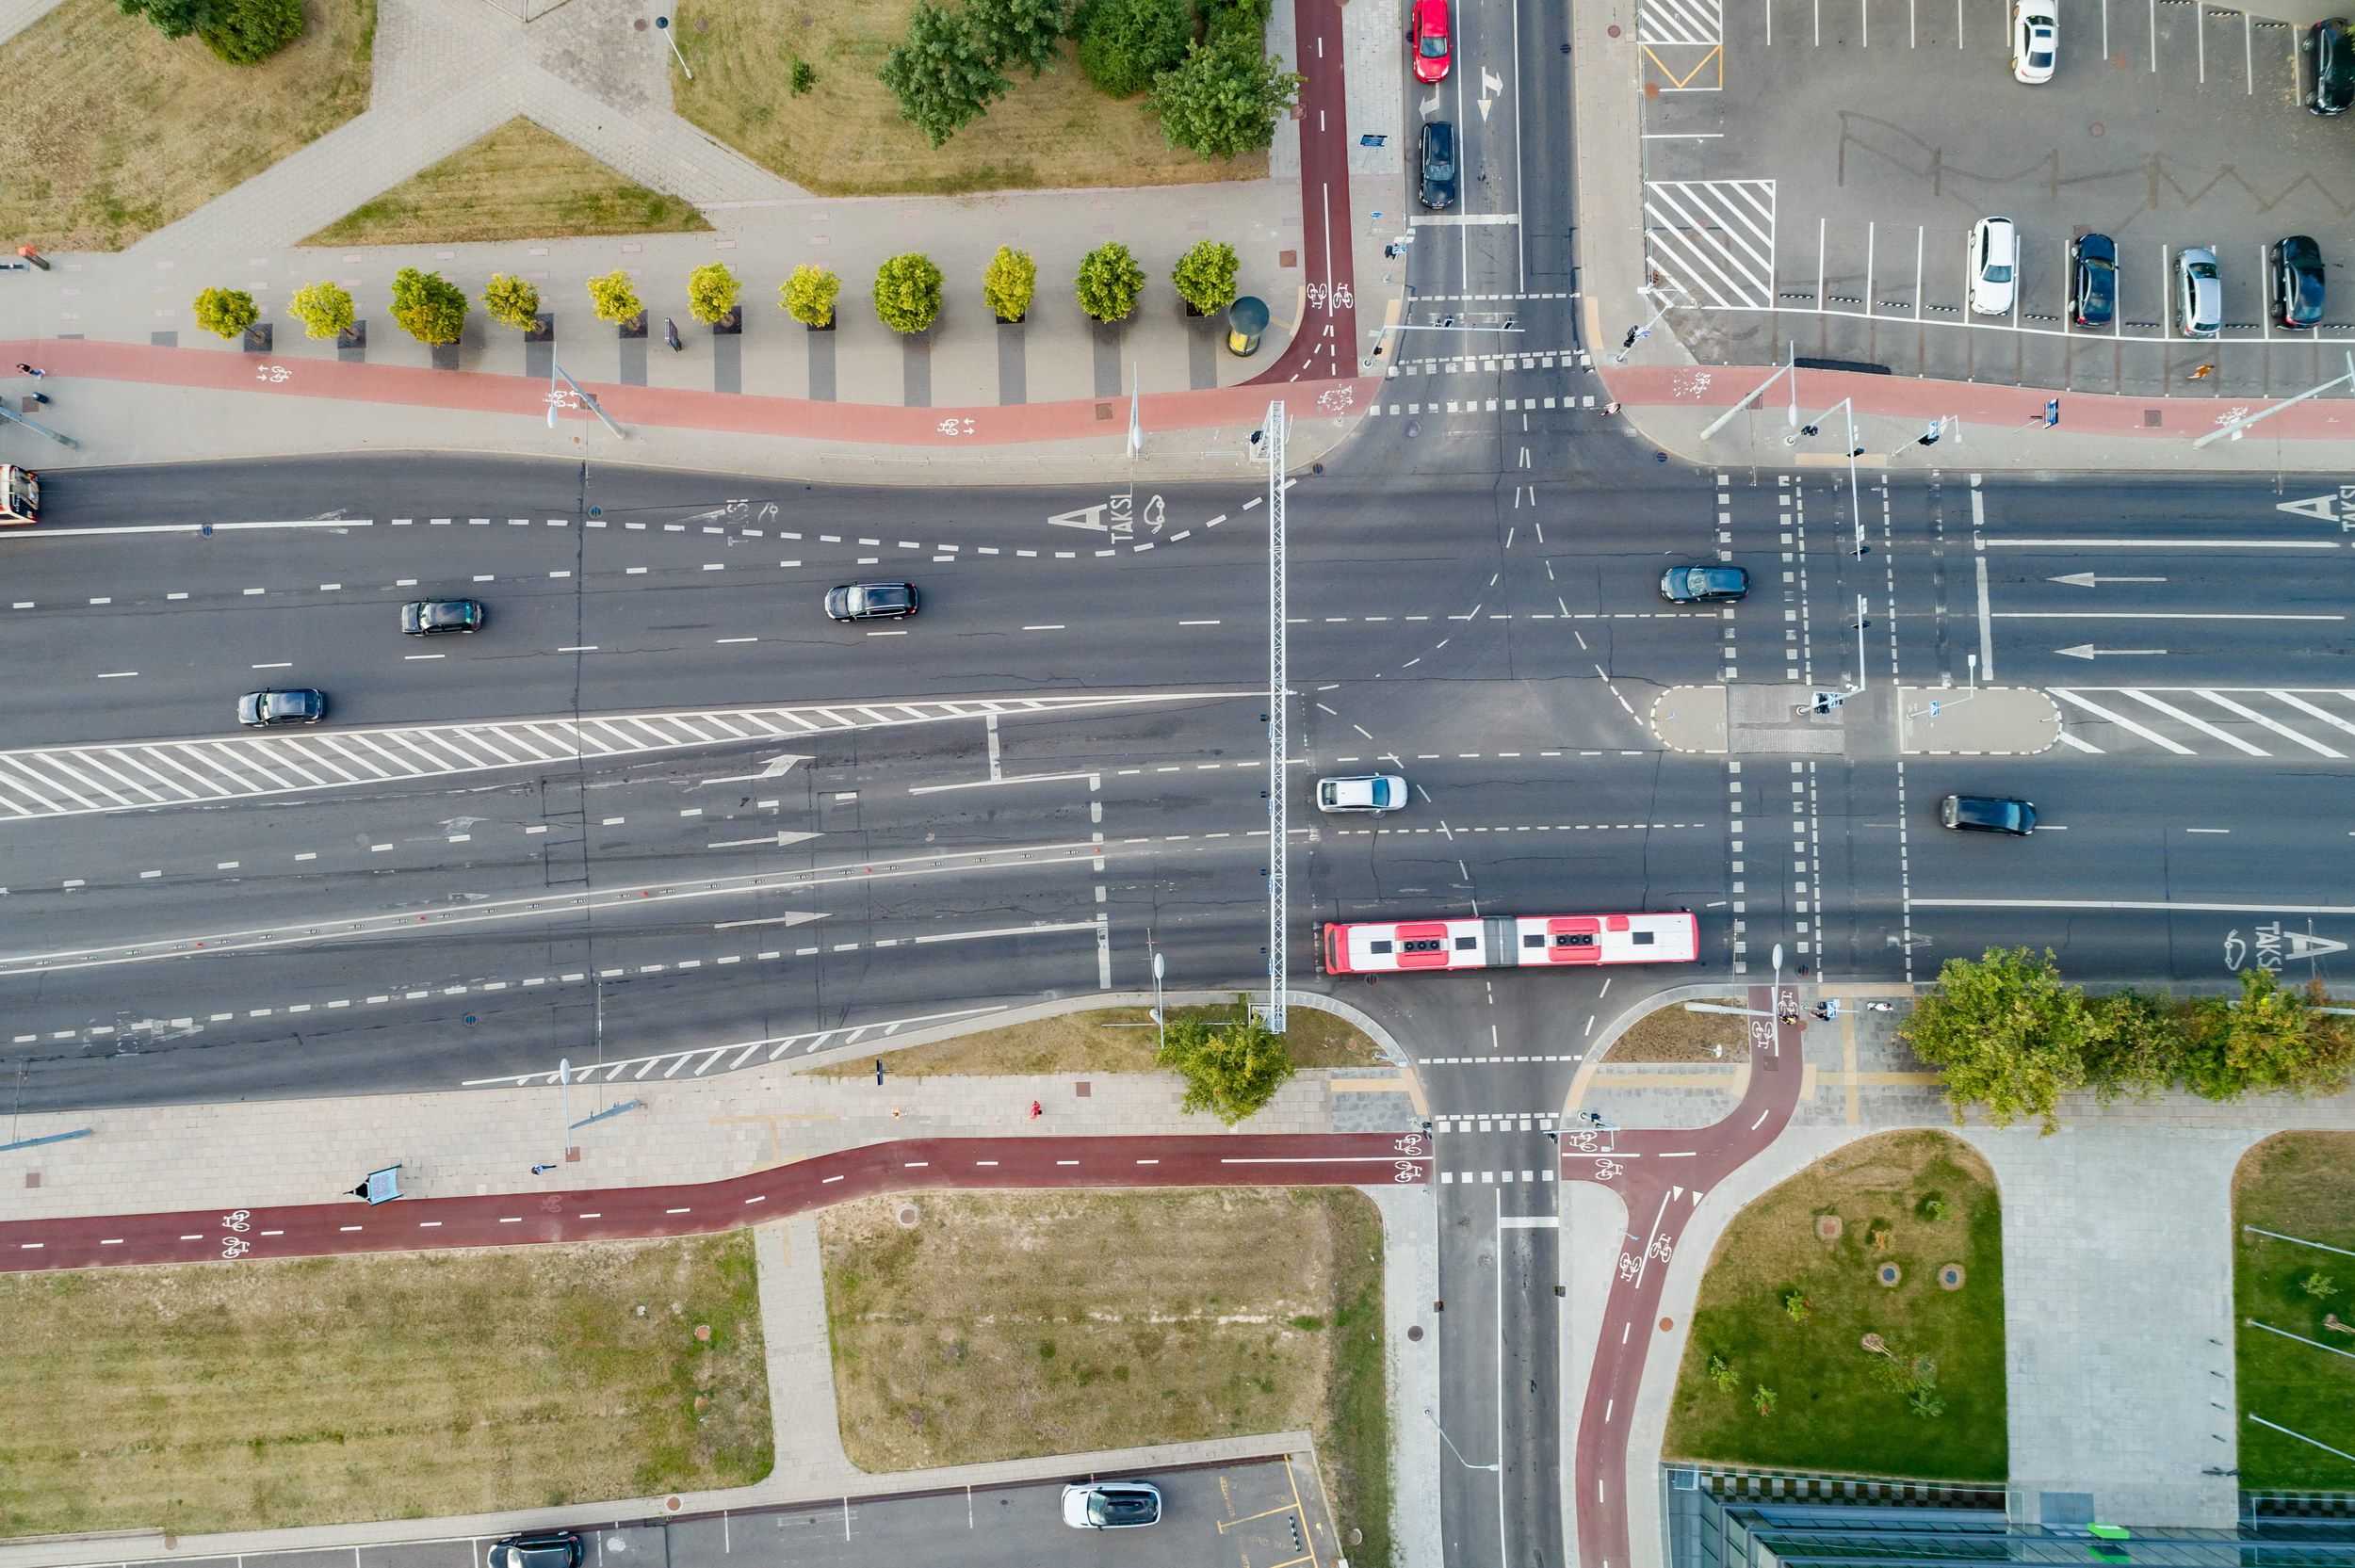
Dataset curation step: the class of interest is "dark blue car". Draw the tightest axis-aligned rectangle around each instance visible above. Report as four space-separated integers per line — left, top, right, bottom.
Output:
1420 121 1458 212
2071 233 2117 328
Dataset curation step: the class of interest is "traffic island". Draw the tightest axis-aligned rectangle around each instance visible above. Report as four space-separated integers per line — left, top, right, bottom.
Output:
1664 1129 2006 1480
0 1232 771 1535
1897 686 2062 756
820 1188 1389 1566
2233 1132 2355 1488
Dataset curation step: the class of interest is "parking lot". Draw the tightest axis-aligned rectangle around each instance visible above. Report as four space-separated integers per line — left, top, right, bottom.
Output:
1631 0 2355 396
114 1458 1335 1568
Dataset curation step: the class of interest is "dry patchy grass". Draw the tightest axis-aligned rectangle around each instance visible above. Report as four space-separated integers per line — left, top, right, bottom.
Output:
665 0 1264 197
1609 998 1746 1062
303 117 713 247
0 0 375 251
0 1235 770 1536
1665 1129 2006 1480
820 1188 1389 1563
809 1004 1381 1077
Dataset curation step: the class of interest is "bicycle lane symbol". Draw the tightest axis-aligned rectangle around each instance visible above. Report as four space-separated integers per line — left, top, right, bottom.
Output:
219 1207 254 1259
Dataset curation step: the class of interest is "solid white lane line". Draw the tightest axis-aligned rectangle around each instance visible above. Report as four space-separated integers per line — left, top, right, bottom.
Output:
1914 897 2355 913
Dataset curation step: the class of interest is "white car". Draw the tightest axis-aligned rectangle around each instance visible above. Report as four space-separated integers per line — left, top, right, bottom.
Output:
1317 774 1409 813
2011 0 2056 81
1969 218 2019 315
1063 1481 1162 1528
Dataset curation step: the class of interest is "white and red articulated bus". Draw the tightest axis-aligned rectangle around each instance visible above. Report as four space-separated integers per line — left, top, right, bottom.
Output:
1320 911 1700 975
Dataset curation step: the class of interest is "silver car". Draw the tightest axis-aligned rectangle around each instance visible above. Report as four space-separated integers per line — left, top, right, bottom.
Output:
1063 1480 1162 1528
2176 247 2221 338
1317 774 1409 813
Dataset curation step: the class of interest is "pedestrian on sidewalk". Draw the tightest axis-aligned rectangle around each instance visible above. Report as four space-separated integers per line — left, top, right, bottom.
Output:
14 363 44 378
1602 401 1622 416
1028 1099 1043 1121
1620 326 1639 350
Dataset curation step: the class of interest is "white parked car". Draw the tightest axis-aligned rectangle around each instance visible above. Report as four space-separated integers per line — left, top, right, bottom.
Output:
1969 218 2019 315
1317 774 1409 813
2176 246 2222 337
1063 1481 1162 1528
2011 0 2056 81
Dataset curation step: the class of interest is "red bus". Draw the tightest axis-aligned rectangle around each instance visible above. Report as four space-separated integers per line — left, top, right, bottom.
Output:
1321 912 1700 975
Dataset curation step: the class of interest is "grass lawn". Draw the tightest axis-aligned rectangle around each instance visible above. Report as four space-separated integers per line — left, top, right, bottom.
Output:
0 0 374 251
808 1003 1382 1077
0 1235 770 1536
1665 1129 2006 1480
302 118 712 247
2233 1131 2355 1488
1610 998 1746 1062
821 1188 1389 1565
664 0 1265 198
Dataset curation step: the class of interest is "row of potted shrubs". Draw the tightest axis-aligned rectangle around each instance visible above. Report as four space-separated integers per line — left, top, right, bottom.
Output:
187 241 1244 349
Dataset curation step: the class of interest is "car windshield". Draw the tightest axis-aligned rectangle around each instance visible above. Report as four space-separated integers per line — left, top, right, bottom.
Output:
1419 29 1446 54
2189 261 2218 280
1371 780 1394 807
2029 45 2053 63
1985 264 2013 283
1091 1495 1153 1525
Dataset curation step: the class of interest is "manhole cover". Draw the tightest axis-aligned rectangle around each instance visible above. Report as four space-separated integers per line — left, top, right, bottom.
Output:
897 1204 920 1228
1407 1324 1424 1342
1939 1263 1966 1290
1816 1215 1843 1241
2111 52 2128 66
1877 1263 1903 1287
1607 22 1621 34
1657 1317 1674 1332
632 15 645 26
2089 121 2105 137
1645 81 1661 97
1349 1529 1364 1546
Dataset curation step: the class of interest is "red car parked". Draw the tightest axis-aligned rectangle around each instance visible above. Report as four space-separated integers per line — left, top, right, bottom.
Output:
1410 0 1452 82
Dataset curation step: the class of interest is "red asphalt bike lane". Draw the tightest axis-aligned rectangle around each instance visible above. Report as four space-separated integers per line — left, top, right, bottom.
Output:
1602 363 2355 443
0 0 1371 453
1567 984 1807 1568
0 1132 1432 1274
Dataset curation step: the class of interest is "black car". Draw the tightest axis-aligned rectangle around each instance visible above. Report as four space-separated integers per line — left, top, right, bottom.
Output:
2314 17 2355 112
2273 235 2326 329
1939 794 2037 835
236 688 327 728
1419 121 1458 212
825 582 919 622
487 1531 583 1568
1659 564 1749 604
399 597 485 635
2070 232 2117 328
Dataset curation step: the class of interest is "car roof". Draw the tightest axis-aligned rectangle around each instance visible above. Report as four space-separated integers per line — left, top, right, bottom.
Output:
2077 233 2115 260
1416 0 1446 18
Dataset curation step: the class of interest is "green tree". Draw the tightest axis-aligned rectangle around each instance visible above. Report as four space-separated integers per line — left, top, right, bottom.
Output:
389 267 468 347
688 262 741 326
969 0 1066 75
199 0 302 63
2303 1270 2338 1300
1156 999 1296 1125
873 253 945 333
1752 1384 1778 1417
481 273 541 333
1147 35 1303 159
983 246 1037 321
878 3 1009 149
118 0 209 40
1075 240 1145 323
192 286 259 340
1171 237 1240 314
586 269 642 326
2080 987 2182 1100
790 57 818 93
1202 0 1268 45
2188 966 2355 1099
1901 946 2091 1133
1706 1354 1738 1393
780 265 840 328
1074 0 1189 96
287 281 353 341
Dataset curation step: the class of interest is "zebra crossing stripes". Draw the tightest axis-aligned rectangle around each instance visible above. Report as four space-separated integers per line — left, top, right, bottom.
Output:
0 691 1246 821
2050 687 2355 759
1639 0 1723 45
1644 180 1777 310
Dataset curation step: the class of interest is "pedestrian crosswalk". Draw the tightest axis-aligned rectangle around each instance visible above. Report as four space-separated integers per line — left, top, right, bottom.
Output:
1438 1169 1559 1184
0 692 1233 820
2049 687 2355 760
1644 180 1777 310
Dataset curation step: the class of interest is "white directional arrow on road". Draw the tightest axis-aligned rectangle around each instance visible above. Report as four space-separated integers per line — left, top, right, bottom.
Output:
2047 573 2167 587
1478 67 1502 121
1048 504 1111 532
2284 930 2351 962
2055 645 2169 659
2278 493 2345 523
1421 90 1440 116
707 831 824 850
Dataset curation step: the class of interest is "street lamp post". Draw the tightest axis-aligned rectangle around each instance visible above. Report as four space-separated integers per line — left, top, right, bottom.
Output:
548 355 625 439
1425 1407 1501 1473
1697 340 1797 442
2193 351 2355 448
1151 949 1166 1056
654 14 693 78
1612 283 1685 364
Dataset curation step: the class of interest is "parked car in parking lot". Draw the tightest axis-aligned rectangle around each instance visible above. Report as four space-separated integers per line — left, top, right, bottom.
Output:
2175 246 2222 337
1064 1481 1162 1528
487 1531 583 1568
1940 794 2038 835
1419 121 1458 211
1660 564 1750 604
399 597 485 635
2010 0 2056 81
236 688 327 728
825 582 919 621
2312 17 2355 112
1968 218 2018 315
2271 235 2325 329
2070 233 2117 328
